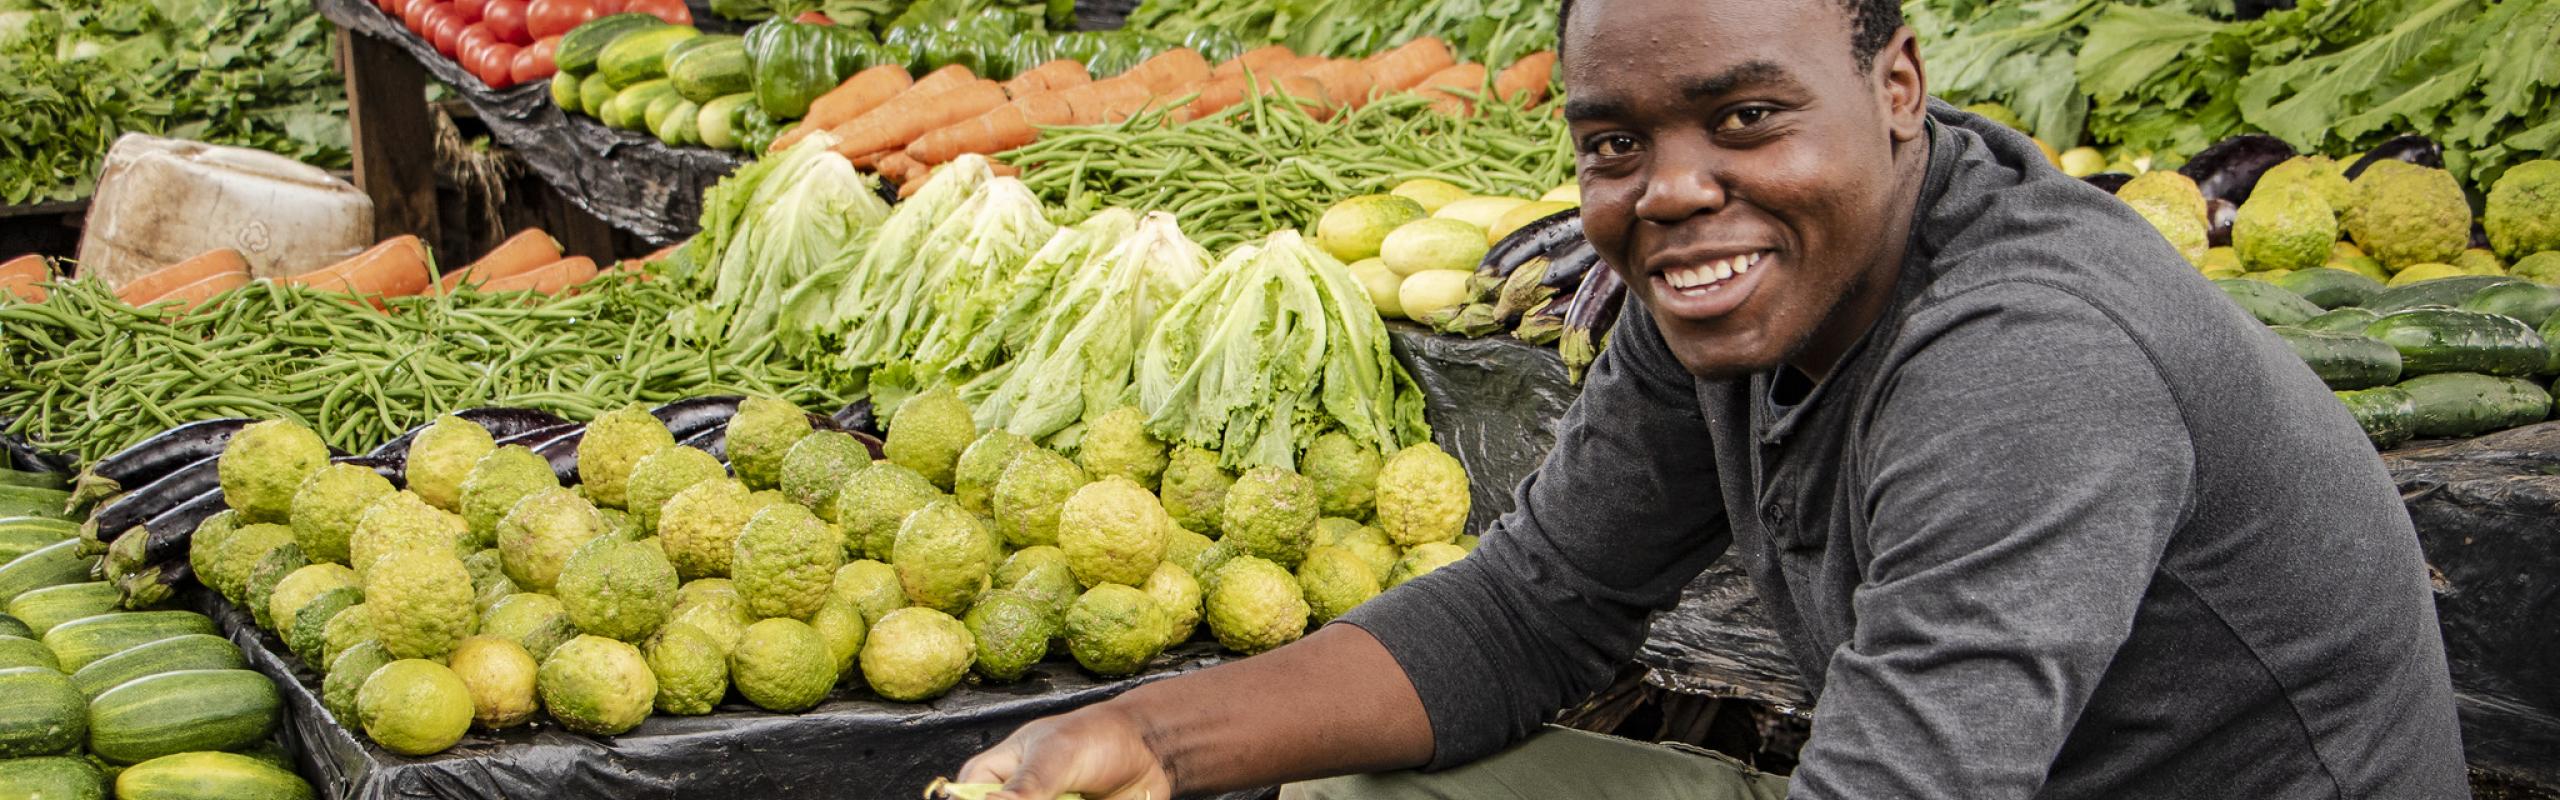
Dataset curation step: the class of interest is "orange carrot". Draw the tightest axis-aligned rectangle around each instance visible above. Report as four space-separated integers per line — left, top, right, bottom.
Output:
1003 59 1092 98
1494 50 1558 105
1304 60 1381 109
876 151 922 184
1268 74 1336 120
0 258 46 302
1213 45 1298 78
773 65 916 152
113 248 247 305
287 235 434 299
904 105 1038 166
1363 37 1454 91
477 256 598 295
908 63 978 96
834 79 1011 166
1118 48 1210 93
1415 62 1488 114
141 270 250 310
437 228 561 293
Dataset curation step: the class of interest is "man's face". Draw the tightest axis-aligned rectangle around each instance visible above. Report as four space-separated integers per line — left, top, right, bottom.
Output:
1564 0 1922 379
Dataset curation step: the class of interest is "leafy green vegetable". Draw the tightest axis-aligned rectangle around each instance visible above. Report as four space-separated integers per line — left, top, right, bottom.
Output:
0 0 348 204
676 134 891 345
976 210 1208 443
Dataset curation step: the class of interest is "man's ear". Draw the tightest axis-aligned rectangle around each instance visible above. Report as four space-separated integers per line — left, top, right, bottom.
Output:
1880 28 1927 144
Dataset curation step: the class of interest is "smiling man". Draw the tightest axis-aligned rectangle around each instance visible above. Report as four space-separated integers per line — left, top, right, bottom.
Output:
952 0 2471 797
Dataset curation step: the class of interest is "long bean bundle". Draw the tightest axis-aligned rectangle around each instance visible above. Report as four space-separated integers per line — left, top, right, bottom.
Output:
0 277 846 463
1003 92 1573 253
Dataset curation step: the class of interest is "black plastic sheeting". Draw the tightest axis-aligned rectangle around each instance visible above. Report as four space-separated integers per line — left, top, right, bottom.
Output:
1387 329 2559 788
190 589 1262 800
315 0 750 245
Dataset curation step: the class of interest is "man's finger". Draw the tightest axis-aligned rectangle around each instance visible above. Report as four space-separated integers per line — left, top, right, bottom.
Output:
989 761 1062 800
957 745 1023 786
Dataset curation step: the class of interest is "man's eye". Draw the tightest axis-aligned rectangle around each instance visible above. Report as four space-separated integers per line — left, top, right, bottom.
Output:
1717 107 1773 133
1589 134 1640 158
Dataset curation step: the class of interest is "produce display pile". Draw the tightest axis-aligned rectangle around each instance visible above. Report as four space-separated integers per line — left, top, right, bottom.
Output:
0 0 350 204
0 474 319 800
25 378 1474 762
1911 0 2560 190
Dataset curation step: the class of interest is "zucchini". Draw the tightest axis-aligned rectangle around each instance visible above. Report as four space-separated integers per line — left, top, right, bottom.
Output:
0 539 95 605
2337 387 2418 449
2364 308 2547 378
2212 278 2321 326
0 485 70 521
698 94 754 151
2301 307 2382 334
7 582 118 637
69 419 248 512
2272 268 2385 310
668 36 750 103
115 751 313 800
68 634 244 700
0 614 29 639
0 470 65 491
554 13 670 78
644 92 690 137
0 518 74 563
0 755 103 800
2397 372 2552 439
578 73 619 118
2273 327 2402 390
598 25 703 89
0 635 58 671
0 667 84 758
40 611 218 673
2460 281 2560 328
2363 275 2520 314
659 100 702 146
86 669 280 765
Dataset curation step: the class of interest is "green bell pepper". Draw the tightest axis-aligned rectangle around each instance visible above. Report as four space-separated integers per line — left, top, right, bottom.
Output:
744 19 891 119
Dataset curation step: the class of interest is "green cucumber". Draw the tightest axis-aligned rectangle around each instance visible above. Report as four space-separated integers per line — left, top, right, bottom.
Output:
0 614 30 639
115 751 312 800
644 92 690 137
550 71 583 111
0 540 94 605
2364 308 2547 378
697 94 753 151
554 13 670 78
86 669 280 765
2273 268 2385 310
2460 281 2560 328
2301 307 2382 334
578 73 619 117
0 667 84 757
0 486 70 521
2273 327 2402 390
668 36 750 103
68 634 245 700
598 25 702 88
2396 372 2552 439
2337 387 2417 449
606 80 680 131
0 755 103 800
2213 279 2321 326
659 100 702 146
40 611 218 673
2363 275 2519 314
7 582 118 637
0 636 58 671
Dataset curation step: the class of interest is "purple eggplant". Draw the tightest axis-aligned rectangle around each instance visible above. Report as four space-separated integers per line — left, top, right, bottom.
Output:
1539 241 1603 291
533 427 587 484
2208 197 2239 248
132 489 225 573
497 422 581 448
80 454 220 552
1481 209 1584 280
832 400 879 437
850 430 887 461
69 418 251 509
115 557 193 609
2178 134 2295 207
2345 135 2443 180
333 453 407 487
2082 172 2135 194
0 422 70 477
653 396 745 441
679 426 728 463
370 408 573 460
1559 266 1628 383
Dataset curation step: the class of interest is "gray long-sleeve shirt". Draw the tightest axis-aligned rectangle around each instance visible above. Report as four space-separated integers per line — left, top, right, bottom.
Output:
1341 103 2470 799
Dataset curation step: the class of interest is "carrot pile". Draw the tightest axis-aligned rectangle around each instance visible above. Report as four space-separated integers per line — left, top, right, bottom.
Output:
761 38 1558 194
69 226 610 313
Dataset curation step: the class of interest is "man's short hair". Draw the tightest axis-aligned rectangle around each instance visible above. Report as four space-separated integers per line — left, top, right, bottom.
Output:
1557 0 1904 72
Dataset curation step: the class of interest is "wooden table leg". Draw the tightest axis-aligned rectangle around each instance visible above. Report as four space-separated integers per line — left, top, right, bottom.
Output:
339 33 439 245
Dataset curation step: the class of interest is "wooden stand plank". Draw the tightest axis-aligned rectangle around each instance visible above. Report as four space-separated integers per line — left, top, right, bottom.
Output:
339 33 439 245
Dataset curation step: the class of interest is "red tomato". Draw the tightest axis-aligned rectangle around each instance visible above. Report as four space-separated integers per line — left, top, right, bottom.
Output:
476 43 522 88
591 0 623 12
509 44 550 84
524 0 595 39
427 11 467 57
481 0 530 44
456 0 490 23
622 0 688 24
792 10 832 24
376 0 402 15
456 24 499 64
401 0 439 33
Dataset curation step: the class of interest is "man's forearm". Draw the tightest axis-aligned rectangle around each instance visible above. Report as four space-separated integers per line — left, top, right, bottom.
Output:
1116 624 1435 794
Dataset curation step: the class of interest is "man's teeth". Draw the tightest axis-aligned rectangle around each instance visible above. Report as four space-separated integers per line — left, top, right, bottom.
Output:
1665 252 1766 291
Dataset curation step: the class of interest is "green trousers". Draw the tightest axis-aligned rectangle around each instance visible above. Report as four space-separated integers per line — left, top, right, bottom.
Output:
1279 726 1791 800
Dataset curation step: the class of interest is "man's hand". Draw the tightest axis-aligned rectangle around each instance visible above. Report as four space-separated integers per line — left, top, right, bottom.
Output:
957 703 1174 800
